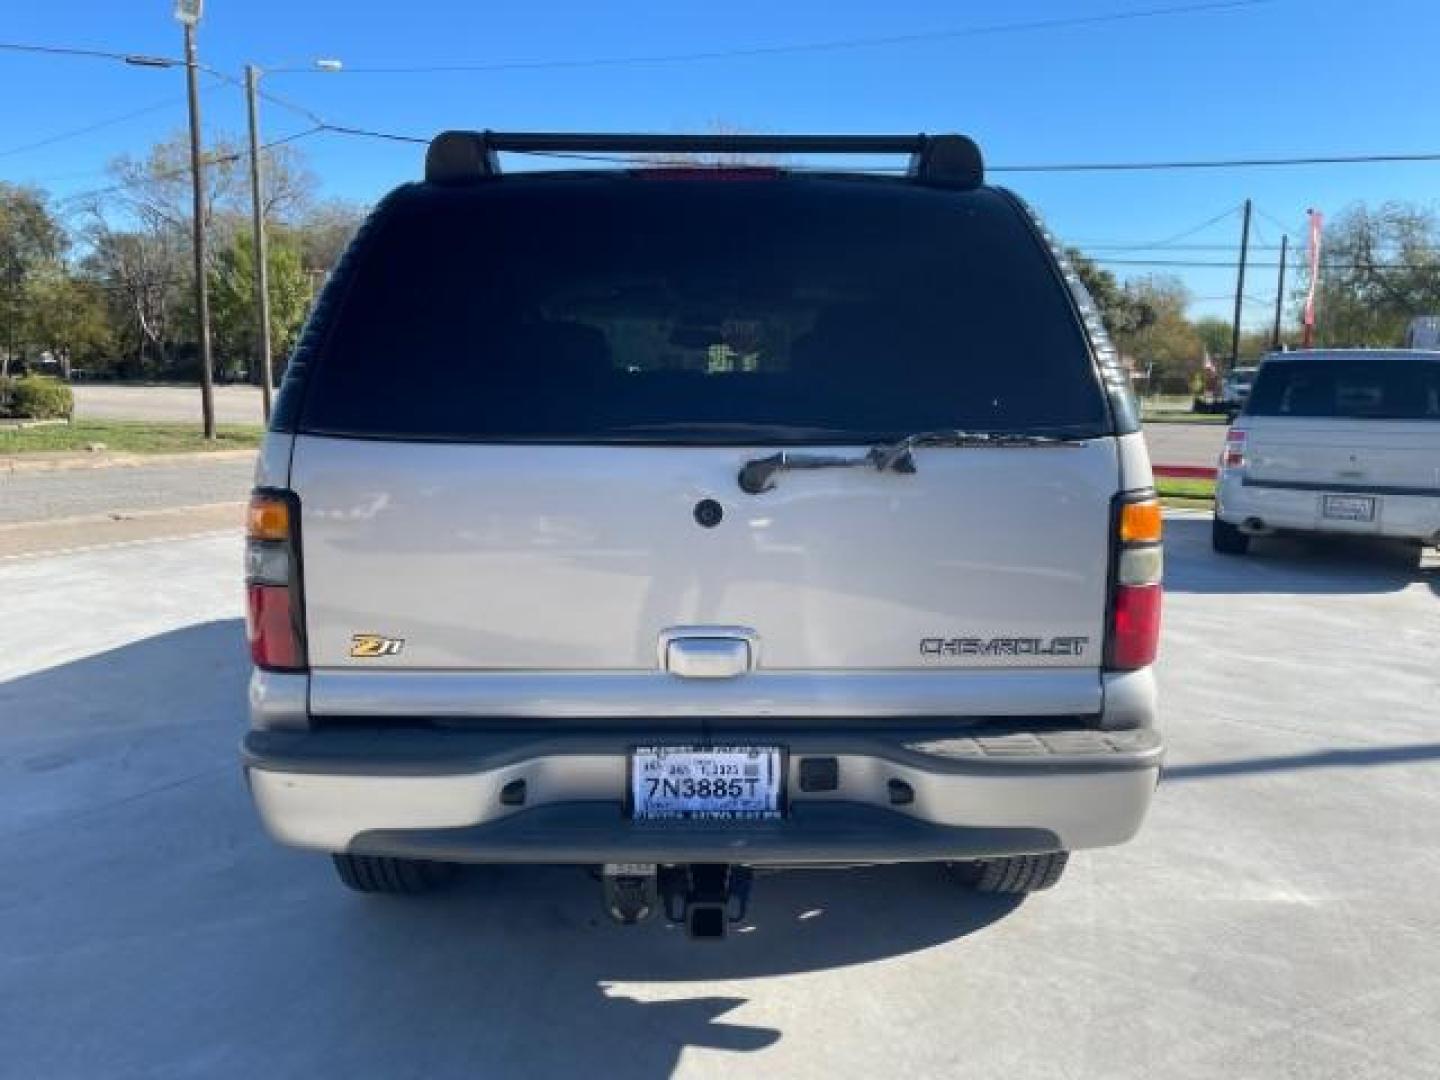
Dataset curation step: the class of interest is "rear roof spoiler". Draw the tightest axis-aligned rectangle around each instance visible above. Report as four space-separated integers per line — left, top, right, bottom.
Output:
424 131 984 191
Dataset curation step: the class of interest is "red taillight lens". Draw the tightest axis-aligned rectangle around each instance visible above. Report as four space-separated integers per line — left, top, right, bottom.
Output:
1109 583 1162 670
247 583 303 670
1108 492 1162 671
1222 428 1246 470
245 488 305 671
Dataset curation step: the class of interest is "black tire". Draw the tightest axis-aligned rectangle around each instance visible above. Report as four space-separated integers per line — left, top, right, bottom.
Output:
332 853 457 894
1212 516 1250 555
955 851 1069 894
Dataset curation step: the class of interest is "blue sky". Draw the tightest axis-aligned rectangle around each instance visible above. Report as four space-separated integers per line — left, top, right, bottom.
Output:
3 0 1437 328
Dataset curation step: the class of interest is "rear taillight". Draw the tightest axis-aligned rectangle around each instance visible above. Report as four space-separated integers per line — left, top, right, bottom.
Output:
1222 427 1247 470
245 489 306 672
1107 493 1163 671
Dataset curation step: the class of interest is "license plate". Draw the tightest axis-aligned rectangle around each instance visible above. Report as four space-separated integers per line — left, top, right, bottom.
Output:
630 746 783 821
1322 494 1376 521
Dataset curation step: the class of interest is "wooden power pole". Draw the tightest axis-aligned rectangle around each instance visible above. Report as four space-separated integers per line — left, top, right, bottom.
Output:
1271 234 1288 351
1229 198 1252 373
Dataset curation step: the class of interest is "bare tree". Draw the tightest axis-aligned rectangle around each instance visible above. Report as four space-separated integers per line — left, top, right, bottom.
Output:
78 216 185 375
105 131 317 257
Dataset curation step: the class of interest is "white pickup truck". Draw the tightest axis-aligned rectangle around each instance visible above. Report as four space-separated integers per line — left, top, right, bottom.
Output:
240 131 1164 938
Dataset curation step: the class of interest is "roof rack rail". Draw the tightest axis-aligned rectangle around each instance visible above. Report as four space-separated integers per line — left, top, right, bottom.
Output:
424 131 983 190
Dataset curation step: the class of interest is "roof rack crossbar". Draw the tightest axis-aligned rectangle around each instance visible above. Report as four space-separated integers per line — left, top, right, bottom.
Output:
424 130 983 190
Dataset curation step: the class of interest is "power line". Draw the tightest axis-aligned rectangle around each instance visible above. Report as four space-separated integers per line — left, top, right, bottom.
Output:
57 126 326 206
1080 242 1281 251
0 41 181 66
1094 256 1439 271
10 35 1440 179
318 123 428 146
1151 204 1243 246
1254 205 1299 235
991 150 1440 172
303 1 1271 75
0 93 185 160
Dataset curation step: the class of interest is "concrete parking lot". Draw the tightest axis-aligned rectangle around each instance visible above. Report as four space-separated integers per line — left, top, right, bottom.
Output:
1 514 1436 1078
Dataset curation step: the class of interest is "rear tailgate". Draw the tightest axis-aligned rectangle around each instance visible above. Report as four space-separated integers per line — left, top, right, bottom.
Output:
293 436 1115 716
1244 418 1440 493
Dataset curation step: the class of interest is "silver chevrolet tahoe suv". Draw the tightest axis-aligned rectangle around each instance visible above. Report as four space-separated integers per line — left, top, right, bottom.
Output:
242 131 1164 938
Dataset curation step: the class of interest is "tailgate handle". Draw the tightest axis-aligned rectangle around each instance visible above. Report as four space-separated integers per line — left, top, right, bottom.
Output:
660 629 757 679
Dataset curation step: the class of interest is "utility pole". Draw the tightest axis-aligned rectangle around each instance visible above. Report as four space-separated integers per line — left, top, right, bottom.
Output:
177 0 216 438
245 65 275 421
1228 197 1252 374
1271 233 1288 351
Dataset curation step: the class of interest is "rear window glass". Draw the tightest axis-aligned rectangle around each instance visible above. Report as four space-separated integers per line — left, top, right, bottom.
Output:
299 177 1108 443
1247 358 1440 420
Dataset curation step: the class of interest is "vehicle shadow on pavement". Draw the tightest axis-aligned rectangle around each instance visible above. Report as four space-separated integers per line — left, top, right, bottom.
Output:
0 620 1023 1078
1162 518 1439 597
310 864 1020 1073
1164 742 1440 781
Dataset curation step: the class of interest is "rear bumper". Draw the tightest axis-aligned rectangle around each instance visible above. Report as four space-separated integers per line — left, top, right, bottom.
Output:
1217 474 1440 541
243 724 1163 865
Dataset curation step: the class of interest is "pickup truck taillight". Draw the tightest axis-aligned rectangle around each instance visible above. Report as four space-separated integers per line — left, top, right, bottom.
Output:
245 489 307 671
1107 493 1163 671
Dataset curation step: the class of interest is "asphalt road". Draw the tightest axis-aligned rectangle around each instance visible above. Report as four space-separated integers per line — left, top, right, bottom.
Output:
1 517 1436 1078
0 458 256 525
72 384 266 426
1144 421 1225 470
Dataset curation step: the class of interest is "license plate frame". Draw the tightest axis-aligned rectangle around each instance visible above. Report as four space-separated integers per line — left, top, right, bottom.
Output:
628 745 786 822
1321 494 1377 522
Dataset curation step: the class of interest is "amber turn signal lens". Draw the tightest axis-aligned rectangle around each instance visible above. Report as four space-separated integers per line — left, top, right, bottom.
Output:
1120 499 1163 544
247 493 291 542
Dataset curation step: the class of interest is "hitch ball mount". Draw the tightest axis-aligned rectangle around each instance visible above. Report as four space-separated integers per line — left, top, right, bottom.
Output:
602 863 753 940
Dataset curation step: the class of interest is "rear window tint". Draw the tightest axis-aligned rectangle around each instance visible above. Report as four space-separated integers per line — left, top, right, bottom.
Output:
1247 358 1440 420
298 177 1109 443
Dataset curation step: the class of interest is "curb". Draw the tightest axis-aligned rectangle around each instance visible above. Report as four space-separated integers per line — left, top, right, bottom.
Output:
1154 464 1217 480
0 448 256 474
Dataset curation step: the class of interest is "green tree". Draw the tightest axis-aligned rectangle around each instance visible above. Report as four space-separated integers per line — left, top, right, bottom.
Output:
1112 276 1203 392
1066 247 1157 338
24 273 114 377
1193 316 1231 360
209 233 314 381
0 184 67 376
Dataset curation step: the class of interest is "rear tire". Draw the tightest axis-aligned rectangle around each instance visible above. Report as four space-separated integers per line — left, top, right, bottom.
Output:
1212 516 1250 555
332 853 457 894
955 851 1069 894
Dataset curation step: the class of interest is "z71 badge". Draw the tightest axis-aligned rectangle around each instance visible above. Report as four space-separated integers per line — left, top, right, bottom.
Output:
921 636 1088 659
350 634 405 658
